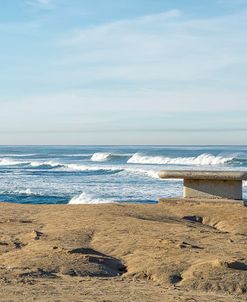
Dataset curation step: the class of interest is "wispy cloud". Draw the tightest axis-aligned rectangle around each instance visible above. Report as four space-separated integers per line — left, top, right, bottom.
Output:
26 0 54 10
57 9 247 88
65 9 182 45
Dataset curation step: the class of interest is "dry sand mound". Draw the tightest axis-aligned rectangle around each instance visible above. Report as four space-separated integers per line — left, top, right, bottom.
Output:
0 200 246 301
0 228 126 283
180 259 247 294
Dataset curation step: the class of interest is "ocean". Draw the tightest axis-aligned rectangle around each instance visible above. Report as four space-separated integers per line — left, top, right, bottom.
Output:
0 145 247 204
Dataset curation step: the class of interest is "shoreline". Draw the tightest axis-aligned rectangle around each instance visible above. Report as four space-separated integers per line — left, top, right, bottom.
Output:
0 200 246 301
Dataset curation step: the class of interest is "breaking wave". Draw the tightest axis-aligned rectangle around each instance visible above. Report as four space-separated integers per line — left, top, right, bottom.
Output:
125 168 160 179
0 188 41 196
64 164 123 174
0 159 61 168
0 158 124 175
62 164 160 179
61 153 92 157
1 153 238 169
17 188 36 195
0 153 36 157
0 158 27 166
127 153 233 166
91 152 112 161
29 161 62 169
90 152 131 162
69 192 114 204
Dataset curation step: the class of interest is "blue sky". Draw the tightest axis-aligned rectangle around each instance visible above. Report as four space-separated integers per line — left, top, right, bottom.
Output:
0 0 247 144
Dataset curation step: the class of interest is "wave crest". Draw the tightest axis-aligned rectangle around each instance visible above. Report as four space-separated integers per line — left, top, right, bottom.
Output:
90 152 132 162
127 153 233 166
0 158 27 166
18 188 35 195
91 152 113 161
65 164 123 173
69 192 114 204
29 161 62 168
125 168 160 179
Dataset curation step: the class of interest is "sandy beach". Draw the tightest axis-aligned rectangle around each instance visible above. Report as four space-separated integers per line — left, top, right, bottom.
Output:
0 200 246 301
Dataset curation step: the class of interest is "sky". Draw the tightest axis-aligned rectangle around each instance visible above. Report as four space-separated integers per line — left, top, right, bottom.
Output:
0 0 247 145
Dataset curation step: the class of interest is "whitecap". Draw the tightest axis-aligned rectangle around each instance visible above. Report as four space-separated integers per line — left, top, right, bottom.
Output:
125 168 160 179
124 168 184 180
18 188 35 195
91 152 113 161
0 153 36 157
0 158 27 166
90 152 131 162
127 153 233 166
65 163 122 172
68 192 114 204
29 161 62 168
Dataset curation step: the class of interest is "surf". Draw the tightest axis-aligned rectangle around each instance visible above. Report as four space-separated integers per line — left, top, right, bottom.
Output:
127 153 234 166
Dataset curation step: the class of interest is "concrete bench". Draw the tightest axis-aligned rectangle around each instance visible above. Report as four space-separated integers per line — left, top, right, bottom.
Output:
158 170 247 200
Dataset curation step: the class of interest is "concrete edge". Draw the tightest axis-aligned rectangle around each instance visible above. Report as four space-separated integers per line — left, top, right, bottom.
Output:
158 197 246 206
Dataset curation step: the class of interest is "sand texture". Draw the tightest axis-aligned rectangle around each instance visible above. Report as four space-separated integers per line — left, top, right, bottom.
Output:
0 200 246 301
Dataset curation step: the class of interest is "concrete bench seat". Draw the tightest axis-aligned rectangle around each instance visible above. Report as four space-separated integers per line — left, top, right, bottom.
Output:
158 170 247 200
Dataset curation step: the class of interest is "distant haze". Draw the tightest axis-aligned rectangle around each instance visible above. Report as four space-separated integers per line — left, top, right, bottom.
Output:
1 0 247 144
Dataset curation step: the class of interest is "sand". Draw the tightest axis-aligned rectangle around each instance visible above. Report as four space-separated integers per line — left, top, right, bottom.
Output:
0 199 246 302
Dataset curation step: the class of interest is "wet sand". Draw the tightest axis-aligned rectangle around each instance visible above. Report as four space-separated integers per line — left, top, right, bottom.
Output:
0 200 246 301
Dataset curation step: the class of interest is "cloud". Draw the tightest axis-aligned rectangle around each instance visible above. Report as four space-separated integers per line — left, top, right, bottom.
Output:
26 0 53 9
64 9 182 45
54 8 247 94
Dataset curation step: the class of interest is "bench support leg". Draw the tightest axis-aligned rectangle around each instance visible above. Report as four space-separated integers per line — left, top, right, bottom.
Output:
183 179 242 200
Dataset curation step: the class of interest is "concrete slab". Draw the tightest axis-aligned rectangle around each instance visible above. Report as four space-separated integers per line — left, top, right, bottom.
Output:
158 197 245 206
158 170 247 180
158 170 247 200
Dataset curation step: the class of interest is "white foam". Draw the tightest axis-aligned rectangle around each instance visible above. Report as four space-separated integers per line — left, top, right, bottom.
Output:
68 192 114 204
125 168 184 180
29 161 61 168
127 153 233 166
0 159 61 168
90 152 131 161
0 158 26 166
66 164 98 171
18 188 35 195
65 163 122 172
91 152 112 161
125 168 160 179
0 153 35 157
62 153 92 157
143 170 160 179
64 165 161 179
61 164 161 179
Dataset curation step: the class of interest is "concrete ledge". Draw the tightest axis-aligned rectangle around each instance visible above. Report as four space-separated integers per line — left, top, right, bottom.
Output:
158 197 245 206
158 170 247 180
158 170 247 200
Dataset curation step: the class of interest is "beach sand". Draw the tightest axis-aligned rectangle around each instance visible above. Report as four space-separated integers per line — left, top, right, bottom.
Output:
0 200 246 302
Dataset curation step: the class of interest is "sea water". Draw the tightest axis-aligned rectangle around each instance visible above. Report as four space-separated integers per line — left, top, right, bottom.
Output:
0 145 247 204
